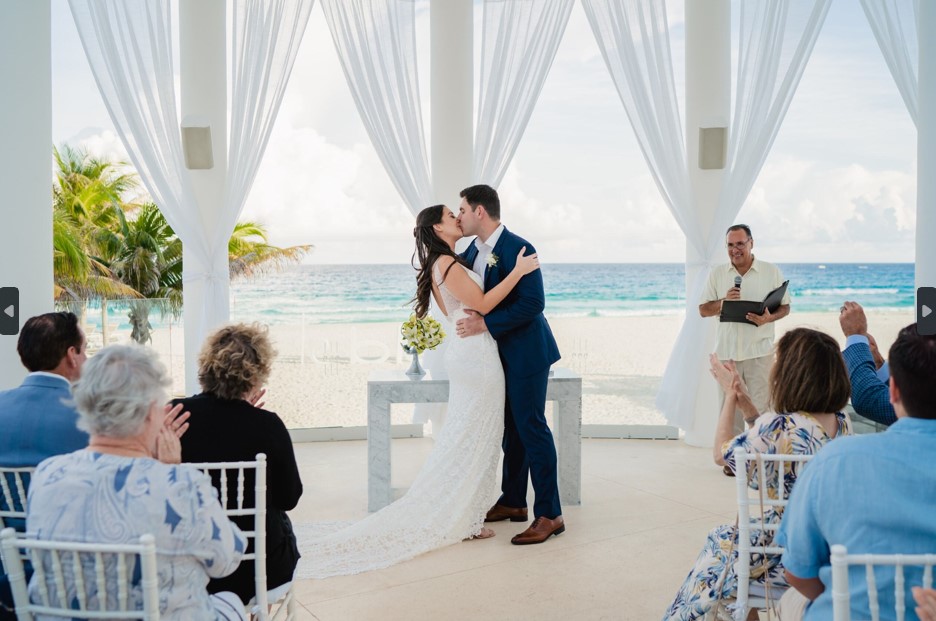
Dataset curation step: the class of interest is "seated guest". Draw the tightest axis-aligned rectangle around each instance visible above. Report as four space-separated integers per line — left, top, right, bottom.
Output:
26 345 247 621
839 301 897 425
663 328 852 621
777 323 936 621
176 324 302 607
0 312 89 619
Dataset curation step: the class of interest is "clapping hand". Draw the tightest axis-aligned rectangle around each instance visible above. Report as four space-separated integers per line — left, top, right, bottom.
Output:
164 403 190 438
709 354 758 421
248 388 267 410
156 403 188 465
867 333 886 370
709 353 738 392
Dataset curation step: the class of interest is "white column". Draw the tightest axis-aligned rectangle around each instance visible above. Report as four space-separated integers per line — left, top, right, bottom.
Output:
430 0 473 205
180 0 228 394
683 0 730 446
918 0 936 294
418 0 473 432
0 1 52 389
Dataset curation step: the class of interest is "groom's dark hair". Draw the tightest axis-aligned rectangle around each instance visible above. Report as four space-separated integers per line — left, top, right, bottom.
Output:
460 184 500 221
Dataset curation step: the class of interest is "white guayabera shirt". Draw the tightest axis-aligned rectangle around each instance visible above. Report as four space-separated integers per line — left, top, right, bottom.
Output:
703 257 790 362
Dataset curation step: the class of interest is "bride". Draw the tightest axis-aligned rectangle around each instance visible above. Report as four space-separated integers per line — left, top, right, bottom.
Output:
295 204 539 578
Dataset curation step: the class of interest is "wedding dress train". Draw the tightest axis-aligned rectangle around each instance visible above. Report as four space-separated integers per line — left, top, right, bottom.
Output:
293 265 505 578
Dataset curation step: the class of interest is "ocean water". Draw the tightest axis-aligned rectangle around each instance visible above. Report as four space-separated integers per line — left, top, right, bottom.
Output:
220 262 915 326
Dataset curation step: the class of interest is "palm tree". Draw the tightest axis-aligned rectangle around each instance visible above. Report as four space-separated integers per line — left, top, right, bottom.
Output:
103 203 182 344
52 145 142 340
108 207 311 344
51 143 314 344
228 220 313 280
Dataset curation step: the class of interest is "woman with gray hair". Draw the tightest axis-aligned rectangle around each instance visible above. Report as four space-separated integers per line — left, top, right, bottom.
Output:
26 344 248 621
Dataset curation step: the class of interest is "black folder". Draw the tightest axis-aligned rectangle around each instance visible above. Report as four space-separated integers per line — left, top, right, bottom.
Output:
719 280 789 326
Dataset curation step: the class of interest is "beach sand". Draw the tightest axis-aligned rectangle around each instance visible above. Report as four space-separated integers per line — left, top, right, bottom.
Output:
121 309 912 430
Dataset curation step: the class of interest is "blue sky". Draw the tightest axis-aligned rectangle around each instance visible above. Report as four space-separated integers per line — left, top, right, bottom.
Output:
52 0 917 264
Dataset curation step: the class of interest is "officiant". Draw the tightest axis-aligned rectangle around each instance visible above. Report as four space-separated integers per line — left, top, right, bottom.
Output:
699 224 791 424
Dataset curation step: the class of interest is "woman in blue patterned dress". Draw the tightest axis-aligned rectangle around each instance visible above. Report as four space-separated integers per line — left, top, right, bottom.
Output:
662 328 854 621
26 345 248 621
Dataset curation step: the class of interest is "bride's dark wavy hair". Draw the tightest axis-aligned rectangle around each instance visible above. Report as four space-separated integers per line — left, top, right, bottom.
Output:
410 204 468 318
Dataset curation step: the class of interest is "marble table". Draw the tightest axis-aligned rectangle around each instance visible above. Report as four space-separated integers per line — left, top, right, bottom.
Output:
367 367 582 512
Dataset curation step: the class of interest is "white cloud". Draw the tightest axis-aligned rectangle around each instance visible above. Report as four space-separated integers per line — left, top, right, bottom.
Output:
738 157 915 262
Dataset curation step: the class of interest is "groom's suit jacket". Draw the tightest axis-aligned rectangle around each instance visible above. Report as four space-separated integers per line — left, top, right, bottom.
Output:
462 227 560 378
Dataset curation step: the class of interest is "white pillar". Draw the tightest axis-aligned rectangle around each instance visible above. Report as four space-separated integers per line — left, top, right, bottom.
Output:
683 0 730 446
0 1 52 390
180 0 228 394
918 0 936 294
430 0 473 205
418 0 473 432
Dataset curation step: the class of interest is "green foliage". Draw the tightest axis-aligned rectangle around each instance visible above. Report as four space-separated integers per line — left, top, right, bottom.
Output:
51 143 314 343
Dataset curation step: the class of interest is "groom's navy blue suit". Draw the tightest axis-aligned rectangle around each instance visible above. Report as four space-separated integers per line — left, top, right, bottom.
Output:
462 227 562 519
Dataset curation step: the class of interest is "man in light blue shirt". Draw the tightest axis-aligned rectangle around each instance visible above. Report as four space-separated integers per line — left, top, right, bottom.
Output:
776 322 936 620
0 312 89 620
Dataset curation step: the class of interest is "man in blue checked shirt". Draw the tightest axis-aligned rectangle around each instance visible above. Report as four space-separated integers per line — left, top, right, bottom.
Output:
839 301 897 426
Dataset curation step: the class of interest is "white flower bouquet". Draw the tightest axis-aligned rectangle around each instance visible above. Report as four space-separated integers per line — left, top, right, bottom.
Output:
400 314 445 355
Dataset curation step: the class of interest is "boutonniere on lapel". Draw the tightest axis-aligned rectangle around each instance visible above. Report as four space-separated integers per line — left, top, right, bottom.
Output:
486 253 499 268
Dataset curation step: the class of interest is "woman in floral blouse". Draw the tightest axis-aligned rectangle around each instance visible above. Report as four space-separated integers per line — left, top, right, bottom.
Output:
663 328 853 621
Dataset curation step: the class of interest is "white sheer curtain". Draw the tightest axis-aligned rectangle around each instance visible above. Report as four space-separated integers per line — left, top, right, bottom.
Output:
70 0 312 390
860 0 919 126
584 0 831 432
320 0 432 215
222 0 315 251
582 0 698 429
581 0 696 246
661 0 832 431
68 0 211 308
472 0 574 186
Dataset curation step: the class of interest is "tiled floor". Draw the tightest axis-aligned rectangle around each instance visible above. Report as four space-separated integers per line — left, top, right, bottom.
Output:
287 437 737 620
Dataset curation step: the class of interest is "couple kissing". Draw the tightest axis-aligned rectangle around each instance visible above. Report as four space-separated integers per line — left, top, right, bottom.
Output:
298 184 562 579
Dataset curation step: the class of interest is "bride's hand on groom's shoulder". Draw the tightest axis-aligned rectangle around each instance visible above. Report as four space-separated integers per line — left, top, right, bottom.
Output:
515 247 540 276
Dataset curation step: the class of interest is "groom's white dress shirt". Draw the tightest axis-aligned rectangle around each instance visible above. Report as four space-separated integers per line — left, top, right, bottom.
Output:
471 223 505 278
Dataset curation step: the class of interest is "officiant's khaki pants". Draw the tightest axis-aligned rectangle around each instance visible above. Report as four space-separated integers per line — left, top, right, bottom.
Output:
720 354 773 431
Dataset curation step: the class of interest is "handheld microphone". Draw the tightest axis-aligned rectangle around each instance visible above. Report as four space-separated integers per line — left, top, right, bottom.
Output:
734 276 742 291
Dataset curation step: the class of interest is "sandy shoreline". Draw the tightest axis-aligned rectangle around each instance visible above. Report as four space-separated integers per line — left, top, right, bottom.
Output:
107 308 914 430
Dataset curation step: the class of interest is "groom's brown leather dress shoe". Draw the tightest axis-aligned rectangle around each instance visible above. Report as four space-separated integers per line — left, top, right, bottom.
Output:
485 503 528 523
510 516 565 545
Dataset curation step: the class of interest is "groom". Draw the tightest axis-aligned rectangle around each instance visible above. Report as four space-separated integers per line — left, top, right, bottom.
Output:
455 184 564 545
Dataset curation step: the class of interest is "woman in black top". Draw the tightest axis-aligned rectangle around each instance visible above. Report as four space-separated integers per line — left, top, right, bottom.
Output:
176 323 303 605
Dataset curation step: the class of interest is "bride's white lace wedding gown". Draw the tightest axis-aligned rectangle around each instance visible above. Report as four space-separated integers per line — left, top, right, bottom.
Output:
293 264 505 578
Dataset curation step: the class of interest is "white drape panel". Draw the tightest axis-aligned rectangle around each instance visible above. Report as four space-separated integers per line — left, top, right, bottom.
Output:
584 0 831 430
472 0 574 186
859 0 919 126
662 0 831 431
581 0 697 249
582 0 701 429
222 0 315 252
70 0 312 390
710 0 833 248
67 0 212 298
320 0 432 214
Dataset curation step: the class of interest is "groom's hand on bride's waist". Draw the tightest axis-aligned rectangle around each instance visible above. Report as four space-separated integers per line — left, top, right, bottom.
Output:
456 310 488 338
